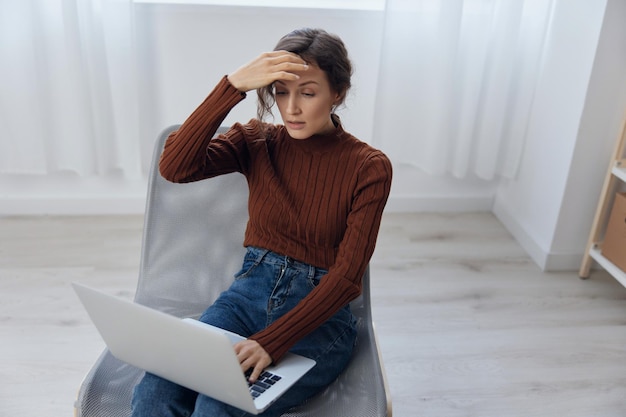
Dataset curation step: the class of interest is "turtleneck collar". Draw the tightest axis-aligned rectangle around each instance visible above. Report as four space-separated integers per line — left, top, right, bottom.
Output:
283 114 348 153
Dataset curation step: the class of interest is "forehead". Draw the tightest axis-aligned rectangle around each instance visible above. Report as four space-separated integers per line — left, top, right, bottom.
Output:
275 64 330 89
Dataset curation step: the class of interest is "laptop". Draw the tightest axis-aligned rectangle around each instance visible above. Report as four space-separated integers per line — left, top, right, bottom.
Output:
72 282 316 415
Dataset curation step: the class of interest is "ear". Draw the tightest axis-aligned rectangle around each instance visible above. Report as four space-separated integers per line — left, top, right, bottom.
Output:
333 91 344 106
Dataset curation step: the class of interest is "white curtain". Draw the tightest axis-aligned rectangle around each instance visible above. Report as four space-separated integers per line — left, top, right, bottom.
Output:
0 0 141 178
374 0 555 180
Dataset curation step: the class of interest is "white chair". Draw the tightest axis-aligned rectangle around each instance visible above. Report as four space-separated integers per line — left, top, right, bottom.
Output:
74 125 392 417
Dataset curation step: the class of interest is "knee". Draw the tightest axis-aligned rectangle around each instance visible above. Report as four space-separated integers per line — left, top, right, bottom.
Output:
131 373 197 417
192 394 251 417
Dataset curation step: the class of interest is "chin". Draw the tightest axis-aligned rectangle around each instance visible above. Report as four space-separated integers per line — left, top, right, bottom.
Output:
286 129 312 140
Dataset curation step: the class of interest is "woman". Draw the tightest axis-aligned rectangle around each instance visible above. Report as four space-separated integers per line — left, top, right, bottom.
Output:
131 28 392 417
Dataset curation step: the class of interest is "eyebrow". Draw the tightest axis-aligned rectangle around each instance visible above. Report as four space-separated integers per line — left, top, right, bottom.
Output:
275 80 320 87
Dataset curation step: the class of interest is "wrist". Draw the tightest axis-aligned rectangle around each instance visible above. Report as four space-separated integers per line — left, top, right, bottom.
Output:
226 74 247 93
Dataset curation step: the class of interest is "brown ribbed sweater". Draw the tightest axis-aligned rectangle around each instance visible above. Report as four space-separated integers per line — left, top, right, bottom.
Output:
159 76 392 362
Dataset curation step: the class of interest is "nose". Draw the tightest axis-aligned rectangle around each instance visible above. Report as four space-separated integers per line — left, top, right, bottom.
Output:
286 95 301 115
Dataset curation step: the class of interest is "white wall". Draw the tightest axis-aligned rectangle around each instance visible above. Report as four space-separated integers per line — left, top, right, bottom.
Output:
493 0 626 270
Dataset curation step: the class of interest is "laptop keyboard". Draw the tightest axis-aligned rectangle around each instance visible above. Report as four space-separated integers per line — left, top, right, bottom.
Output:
245 370 282 398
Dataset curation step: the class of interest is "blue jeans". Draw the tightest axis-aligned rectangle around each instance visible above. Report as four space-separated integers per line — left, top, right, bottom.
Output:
131 247 357 417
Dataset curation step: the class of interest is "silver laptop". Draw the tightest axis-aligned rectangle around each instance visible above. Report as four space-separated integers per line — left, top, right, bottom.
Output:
72 282 316 415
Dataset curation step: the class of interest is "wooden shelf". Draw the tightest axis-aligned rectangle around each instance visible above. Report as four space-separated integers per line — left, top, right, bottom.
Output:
588 246 626 287
580 115 626 282
611 163 626 182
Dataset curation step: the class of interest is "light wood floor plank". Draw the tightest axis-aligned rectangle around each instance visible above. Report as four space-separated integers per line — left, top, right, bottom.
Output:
2 212 626 416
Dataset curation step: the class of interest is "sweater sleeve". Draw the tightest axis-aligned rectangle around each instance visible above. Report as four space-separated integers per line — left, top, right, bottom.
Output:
159 76 249 183
250 152 393 362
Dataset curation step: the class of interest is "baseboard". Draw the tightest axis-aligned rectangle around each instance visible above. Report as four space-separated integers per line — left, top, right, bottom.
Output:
1 193 494 216
1 190 584 271
543 251 587 272
492 199 549 270
492 198 583 272
0 196 147 216
385 194 493 212
0 175 148 216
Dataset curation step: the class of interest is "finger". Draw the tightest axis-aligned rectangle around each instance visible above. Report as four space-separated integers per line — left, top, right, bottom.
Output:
238 357 254 379
234 342 257 366
234 342 250 363
274 60 309 73
270 71 302 84
268 53 308 70
239 358 262 382
267 63 309 84
249 362 264 383
269 50 307 63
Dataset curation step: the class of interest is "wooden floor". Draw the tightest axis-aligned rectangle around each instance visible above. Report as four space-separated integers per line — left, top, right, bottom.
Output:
2 212 626 416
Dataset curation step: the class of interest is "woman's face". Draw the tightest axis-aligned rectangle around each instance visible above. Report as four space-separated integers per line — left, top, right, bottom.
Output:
274 64 340 140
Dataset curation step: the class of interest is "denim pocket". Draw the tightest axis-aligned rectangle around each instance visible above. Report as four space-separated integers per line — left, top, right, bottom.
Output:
233 248 266 280
307 275 321 290
306 265 329 290
233 260 256 280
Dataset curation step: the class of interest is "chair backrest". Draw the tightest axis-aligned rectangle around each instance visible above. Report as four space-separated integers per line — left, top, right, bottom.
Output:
134 124 369 319
134 125 248 317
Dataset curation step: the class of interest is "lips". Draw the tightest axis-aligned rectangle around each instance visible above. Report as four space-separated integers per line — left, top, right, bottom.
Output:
286 121 305 130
